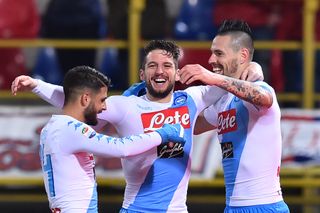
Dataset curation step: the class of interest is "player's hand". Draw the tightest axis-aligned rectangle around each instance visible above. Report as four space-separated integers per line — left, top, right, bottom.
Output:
179 64 213 85
11 75 38 96
122 81 146 97
155 123 185 145
241 61 264 82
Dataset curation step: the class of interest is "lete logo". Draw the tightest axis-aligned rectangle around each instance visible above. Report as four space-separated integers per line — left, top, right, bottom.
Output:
218 109 237 135
141 106 190 132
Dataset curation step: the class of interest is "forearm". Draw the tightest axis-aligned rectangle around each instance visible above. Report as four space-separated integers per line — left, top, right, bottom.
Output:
32 80 65 108
211 74 273 107
99 132 162 157
65 126 162 158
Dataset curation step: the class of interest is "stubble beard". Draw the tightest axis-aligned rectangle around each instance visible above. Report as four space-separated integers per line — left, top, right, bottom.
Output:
146 80 174 99
84 103 98 126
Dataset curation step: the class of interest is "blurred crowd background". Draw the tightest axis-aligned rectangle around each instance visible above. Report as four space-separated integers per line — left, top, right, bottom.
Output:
1 0 320 107
1 0 320 212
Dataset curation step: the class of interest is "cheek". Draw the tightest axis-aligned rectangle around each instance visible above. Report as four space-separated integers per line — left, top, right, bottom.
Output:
230 59 238 74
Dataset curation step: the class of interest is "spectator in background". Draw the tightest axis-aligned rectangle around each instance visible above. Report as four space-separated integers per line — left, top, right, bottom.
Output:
41 0 106 77
0 0 40 89
214 0 281 86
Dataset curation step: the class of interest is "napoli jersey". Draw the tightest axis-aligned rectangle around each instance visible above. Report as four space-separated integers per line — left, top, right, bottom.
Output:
33 80 226 213
39 115 164 212
204 81 284 207
99 86 225 212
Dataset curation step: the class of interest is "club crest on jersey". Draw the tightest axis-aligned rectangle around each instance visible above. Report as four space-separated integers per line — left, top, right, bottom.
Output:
174 95 187 105
217 109 237 135
141 106 190 133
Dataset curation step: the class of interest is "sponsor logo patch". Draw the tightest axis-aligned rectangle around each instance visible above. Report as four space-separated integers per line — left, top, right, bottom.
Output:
141 106 190 133
221 142 233 159
157 142 184 158
217 109 237 135
141 106 190 158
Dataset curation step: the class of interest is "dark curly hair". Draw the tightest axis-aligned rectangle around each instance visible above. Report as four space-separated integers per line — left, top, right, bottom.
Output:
63 65 111 104
141 40 181 70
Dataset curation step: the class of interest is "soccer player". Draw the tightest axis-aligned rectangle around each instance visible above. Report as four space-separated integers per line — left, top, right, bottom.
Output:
179 20 290 212
33 66 186 213
12 40 263 213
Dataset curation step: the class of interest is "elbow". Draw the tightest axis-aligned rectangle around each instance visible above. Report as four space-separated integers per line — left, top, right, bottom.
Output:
266 99 273 108
121 149 136 158
264 93 273 108
256 91 273 108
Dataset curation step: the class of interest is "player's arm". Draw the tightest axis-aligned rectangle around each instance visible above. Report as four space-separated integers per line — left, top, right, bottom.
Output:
194 111 216 135
61 122 185 157
179 65 273 108
210 74 272 108
11 75 64 108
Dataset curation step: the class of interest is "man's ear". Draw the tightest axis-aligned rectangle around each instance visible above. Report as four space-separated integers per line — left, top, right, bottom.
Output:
80 93 91 107
175 69 181 81
139 69 145 81
240 48 250 64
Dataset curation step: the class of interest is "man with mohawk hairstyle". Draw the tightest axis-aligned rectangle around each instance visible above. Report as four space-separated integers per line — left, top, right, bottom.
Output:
179 20 290 213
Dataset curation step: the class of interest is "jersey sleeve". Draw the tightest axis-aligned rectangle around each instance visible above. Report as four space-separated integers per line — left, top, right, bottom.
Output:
32 79 65 109
59 121 162 157
94 95 131 130
185 85 227 113
243 81 276 114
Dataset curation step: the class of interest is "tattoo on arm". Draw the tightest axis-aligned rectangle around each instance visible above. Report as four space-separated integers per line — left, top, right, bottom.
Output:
220 76 273 107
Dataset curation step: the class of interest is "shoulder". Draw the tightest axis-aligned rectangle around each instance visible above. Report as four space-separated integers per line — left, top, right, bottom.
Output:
254 81 275 94
107 95 143 104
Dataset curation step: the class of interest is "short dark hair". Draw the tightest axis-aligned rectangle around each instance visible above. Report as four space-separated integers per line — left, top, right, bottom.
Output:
217 19 254 60
141 40 181 69
63 66 111 104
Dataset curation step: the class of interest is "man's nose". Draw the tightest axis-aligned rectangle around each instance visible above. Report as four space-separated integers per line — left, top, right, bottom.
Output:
208 54 217 64
102 102 107 111
155 66 164 74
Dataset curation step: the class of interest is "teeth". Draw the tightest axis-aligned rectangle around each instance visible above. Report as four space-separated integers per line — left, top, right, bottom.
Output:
212 68 221 72
154 78 166 83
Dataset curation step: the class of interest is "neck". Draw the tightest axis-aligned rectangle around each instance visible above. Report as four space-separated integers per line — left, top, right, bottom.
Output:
145 92 173 103
63 104 84 122
234 62 250 79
